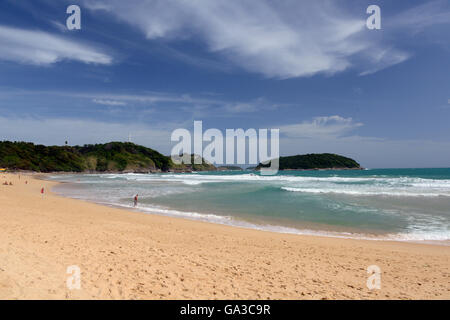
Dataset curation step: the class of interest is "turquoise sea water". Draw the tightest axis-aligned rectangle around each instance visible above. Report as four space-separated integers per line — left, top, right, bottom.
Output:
50 168 450 243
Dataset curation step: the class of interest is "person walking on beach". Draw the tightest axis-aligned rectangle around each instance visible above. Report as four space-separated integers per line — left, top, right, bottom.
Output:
41 187 44 198
133 194 138 207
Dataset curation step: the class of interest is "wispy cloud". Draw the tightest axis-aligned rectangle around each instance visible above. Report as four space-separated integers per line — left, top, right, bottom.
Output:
49 20 68 33
82 0 421 78
0 25 112 65
0 88 279 115
223 97 283 114
92 99 127 106
387 0 450 32
359 47 410 76
280 115 363 138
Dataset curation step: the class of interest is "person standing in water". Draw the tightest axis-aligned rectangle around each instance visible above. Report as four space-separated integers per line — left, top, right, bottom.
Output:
133 194 138 207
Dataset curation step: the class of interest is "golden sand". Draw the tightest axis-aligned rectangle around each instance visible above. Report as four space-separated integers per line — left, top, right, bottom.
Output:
0 173 448 299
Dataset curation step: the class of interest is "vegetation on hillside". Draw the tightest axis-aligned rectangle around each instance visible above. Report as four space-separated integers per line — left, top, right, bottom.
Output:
0 141 215 173
0 142 360 173
0 141 85 172
77 142 171 172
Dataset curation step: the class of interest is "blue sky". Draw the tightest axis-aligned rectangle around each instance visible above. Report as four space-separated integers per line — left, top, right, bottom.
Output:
0 0 449 168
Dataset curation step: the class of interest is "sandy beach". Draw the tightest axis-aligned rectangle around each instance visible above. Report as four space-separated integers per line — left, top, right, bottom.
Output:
0 172 448 300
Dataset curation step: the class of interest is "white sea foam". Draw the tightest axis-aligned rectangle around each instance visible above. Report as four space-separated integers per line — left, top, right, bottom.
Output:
134 173 450 197
52 172 450 197
281 187 450 197
96 173 450 194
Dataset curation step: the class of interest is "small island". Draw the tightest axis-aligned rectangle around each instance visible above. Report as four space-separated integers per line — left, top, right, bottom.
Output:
256 153 362 171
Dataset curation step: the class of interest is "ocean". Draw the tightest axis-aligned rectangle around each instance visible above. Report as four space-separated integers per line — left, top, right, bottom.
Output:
49 168 450 244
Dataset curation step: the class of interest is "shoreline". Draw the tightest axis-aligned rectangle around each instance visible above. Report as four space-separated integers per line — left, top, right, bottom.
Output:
0 172 449 299
51 179 450 246
48 172 450 246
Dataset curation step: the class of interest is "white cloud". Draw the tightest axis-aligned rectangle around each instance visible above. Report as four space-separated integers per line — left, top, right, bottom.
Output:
50 20 68 33
359 47 410 76
223 98 280 113
83 0 412 78
224 102 258 113
0 88 275 115
84 92 221 106
387 0 450 32
280 115 363 138
0 25 112 65
92 99 127 106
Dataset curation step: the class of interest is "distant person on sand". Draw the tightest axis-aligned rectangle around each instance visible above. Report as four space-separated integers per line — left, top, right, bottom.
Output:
134 194 138 207
41 187 44 198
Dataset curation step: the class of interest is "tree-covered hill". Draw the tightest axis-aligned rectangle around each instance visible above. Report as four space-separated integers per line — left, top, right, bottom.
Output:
0 141 215 173
0 141 85 172
256 153 361 170
77 142 171 172
0 142 360 173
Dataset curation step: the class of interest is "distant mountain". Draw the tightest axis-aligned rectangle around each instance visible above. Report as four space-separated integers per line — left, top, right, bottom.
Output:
0 141 215 173
256 153 361 171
